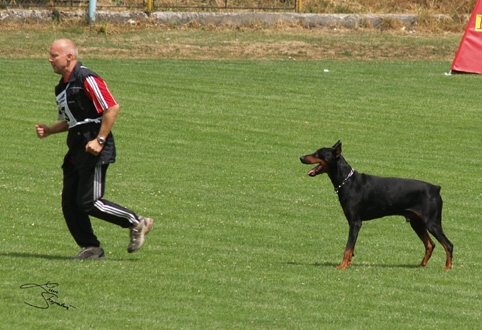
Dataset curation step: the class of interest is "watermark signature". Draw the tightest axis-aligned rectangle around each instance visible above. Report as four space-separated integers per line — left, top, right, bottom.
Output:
20 281 76 310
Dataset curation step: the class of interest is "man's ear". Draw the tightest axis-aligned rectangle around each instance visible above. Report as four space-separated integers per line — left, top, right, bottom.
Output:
66 52 74 62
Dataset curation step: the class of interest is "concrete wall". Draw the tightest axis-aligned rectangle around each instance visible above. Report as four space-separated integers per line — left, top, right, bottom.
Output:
0 10 452 29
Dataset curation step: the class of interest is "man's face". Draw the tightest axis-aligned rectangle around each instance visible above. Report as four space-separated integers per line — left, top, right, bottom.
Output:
49 42 71 76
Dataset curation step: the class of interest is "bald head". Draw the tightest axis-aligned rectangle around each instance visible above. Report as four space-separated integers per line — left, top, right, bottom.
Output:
53 39 78 59
49 39 79 79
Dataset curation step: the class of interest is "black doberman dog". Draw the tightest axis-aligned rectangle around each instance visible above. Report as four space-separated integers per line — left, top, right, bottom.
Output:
300 141 453 270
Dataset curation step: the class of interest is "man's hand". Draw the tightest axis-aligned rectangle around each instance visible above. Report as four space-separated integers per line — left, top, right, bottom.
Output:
85 139 104 156
35 124 50 138
35 121 68 139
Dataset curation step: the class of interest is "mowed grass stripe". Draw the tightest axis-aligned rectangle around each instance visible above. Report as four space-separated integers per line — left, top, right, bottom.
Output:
1 58 481 329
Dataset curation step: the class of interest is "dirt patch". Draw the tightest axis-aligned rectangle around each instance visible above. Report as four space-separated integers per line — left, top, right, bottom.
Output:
0 16 463 61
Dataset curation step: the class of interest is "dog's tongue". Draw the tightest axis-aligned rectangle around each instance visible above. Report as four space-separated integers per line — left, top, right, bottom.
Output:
308 168 318 176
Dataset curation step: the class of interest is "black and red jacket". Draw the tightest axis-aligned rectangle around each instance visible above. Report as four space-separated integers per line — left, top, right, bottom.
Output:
55 61 117 169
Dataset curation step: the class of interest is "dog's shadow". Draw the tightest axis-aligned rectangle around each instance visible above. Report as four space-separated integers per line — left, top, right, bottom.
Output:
286 260 420 269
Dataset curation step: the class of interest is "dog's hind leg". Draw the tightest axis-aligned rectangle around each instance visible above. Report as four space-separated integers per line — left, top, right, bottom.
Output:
425 223 453 270
408 217 435 267
424 191 453 270
423 200 453 269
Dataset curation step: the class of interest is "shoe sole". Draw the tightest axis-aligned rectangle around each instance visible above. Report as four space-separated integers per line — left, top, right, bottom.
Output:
73 250 106 260
144 218 154 235
73 255 106 260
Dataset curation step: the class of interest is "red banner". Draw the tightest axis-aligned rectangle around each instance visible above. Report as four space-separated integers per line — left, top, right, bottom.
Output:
451 0 482 74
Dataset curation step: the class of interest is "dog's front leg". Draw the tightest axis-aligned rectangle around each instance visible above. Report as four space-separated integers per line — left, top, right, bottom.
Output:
337 220 362 269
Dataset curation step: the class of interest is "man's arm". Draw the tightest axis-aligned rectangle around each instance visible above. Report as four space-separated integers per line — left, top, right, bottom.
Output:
85 104 120 156
97 104 119 139
35 121 69 139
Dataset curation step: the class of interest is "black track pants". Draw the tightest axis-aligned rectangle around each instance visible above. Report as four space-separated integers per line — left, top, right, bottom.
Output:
62 159 139 248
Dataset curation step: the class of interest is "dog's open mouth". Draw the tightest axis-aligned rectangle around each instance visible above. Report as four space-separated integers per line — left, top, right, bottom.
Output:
308 165 323 177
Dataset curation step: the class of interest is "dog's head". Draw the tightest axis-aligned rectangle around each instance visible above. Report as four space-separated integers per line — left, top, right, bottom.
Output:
300 140 342 177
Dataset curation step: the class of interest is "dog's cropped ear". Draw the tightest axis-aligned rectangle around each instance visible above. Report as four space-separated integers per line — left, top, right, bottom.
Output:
333 140 342 158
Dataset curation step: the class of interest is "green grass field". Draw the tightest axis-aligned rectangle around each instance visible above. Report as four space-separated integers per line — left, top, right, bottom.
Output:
1 54 482 328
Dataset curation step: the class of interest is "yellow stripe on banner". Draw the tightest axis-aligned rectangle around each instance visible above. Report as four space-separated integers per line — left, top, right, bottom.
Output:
476 14 482 32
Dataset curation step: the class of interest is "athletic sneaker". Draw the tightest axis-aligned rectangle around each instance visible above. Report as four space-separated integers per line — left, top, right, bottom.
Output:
73 246 105 260
127 216 154 253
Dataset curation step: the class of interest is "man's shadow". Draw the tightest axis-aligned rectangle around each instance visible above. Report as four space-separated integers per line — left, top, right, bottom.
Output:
0 252 138 261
